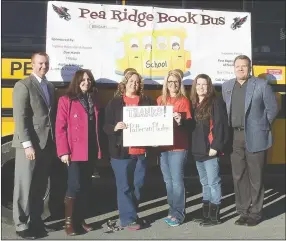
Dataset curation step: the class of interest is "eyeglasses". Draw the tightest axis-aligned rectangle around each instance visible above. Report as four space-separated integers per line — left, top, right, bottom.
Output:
167 81 179 85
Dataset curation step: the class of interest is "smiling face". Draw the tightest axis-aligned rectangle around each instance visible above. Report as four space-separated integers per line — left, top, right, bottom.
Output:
196 77 208 98
79 72 92 93
32 54 49 78
126 74 140 95
234 58 250 81
167 75 180 95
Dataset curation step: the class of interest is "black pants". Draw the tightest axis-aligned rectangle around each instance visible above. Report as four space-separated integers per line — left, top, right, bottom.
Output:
230 130 266 221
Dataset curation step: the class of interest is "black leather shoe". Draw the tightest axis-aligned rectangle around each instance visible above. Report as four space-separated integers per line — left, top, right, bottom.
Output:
33 228 48 238
245 217 260 226
16 230 36 239
234 216 248 225
44 224 57 232
29 224 49 238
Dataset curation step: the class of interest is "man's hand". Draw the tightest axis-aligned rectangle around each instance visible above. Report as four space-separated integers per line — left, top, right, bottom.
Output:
24 146 36 160
61 154 70 166
209 148 218 157
114 122 127 131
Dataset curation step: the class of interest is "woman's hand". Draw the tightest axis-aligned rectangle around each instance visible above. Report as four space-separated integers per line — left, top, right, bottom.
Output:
209 148 218 156
173 112 182 125
61 154 70 166
114 122 127 131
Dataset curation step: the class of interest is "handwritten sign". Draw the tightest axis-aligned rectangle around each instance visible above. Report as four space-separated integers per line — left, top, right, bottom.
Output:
123 106 173 147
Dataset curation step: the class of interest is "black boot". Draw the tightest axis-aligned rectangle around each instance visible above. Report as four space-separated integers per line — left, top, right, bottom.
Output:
193 201 210 223
200 203 221 226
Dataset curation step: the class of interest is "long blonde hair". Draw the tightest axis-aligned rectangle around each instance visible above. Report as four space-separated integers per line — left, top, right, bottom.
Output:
160 69 186 105
114 70 144 97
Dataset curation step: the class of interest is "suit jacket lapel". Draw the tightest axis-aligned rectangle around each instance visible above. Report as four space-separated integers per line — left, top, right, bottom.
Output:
30 75 49 107
245 77 256 113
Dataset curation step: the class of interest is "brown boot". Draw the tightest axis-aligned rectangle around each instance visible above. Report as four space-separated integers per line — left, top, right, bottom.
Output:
81 220 93 232
74 191 93 232
64 197 77 236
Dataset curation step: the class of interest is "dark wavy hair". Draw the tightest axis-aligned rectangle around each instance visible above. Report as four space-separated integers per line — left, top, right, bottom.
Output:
190 74 215 120
65 69 97 99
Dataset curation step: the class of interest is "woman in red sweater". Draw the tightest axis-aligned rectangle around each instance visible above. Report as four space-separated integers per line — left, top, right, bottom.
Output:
104 70 154 230
157 69 192 227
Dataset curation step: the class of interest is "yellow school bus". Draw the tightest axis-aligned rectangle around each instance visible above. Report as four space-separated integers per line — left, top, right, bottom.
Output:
1 0 285 219
115 28 191 79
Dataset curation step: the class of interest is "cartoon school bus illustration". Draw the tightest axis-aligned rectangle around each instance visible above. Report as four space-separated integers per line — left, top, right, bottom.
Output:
115 28 191 79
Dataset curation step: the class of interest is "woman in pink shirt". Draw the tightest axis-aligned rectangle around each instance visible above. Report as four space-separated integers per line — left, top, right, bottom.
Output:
56 69 102 236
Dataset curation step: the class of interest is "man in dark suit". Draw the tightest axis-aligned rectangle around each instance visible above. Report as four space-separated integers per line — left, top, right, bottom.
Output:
222 55 278 226
12 52 57 239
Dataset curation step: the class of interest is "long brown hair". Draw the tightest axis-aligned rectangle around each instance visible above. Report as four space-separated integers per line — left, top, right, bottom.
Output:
160 69 187 105
190 74 215 120
114 70 144 97
65 69 97 99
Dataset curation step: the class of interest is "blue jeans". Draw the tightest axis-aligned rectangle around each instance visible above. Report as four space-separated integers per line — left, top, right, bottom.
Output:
160 150 187 223
66 160 92 198
196 158 222 205
111 155 146 226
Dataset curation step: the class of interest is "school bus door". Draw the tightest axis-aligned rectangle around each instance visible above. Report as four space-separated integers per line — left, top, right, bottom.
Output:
145 36 170 77
171 49 185 71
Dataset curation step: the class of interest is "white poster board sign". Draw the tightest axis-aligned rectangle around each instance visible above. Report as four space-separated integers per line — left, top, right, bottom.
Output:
123 106 173 147
46 1 251 85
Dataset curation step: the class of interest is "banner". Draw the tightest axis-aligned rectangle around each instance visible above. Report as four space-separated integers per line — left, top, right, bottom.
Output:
46 1 251 85
123 106 173 147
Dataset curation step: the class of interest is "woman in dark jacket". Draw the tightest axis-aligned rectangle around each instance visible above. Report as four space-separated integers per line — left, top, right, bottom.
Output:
190 74 228 227
103 70 154 231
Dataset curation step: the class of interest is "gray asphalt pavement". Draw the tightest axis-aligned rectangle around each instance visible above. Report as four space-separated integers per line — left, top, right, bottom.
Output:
1 172 285 240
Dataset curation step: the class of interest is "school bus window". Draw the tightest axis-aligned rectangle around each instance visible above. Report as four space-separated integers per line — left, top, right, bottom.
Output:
171 36 181 50
115 41 125 59
143 36 152 51
157 36 167 50
145 43 152 51
130 38 139 50
184 37 191 51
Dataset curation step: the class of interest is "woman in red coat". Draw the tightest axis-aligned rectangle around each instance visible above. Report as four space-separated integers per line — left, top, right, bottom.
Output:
56 69 102 236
